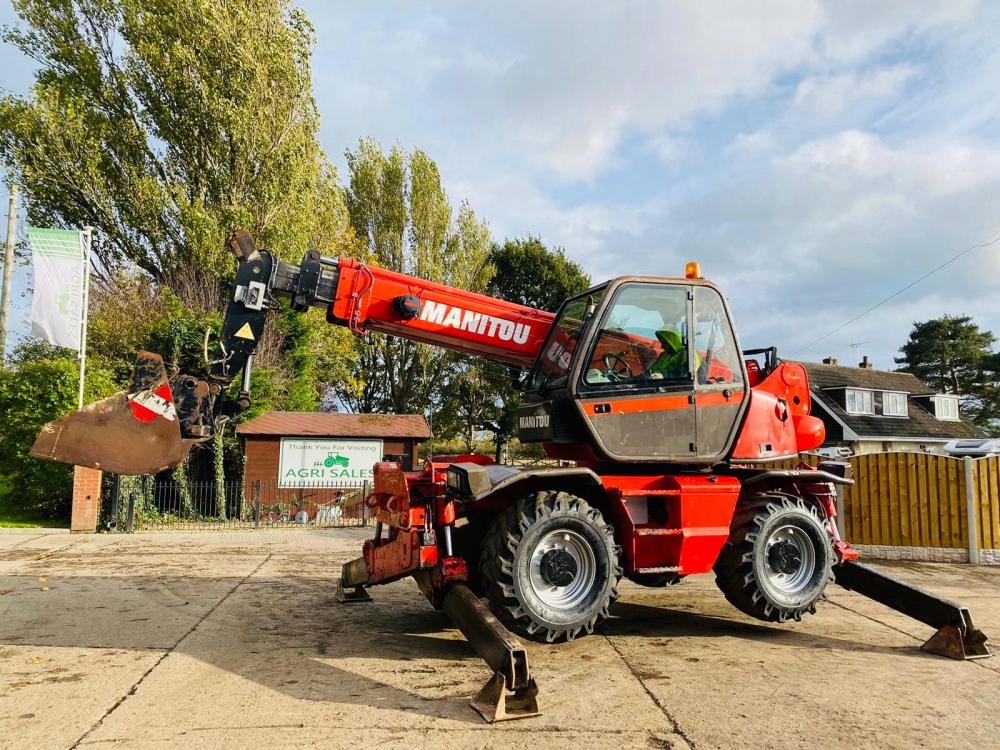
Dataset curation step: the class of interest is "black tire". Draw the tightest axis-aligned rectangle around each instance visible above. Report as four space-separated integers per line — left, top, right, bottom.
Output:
480 490 621 642
713 494 834 623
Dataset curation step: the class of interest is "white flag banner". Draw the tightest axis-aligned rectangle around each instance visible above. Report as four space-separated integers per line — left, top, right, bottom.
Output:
28 227 85 350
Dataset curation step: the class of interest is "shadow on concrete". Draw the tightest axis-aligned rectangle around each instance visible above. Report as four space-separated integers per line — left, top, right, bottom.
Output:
0 571 486 723
601 600 936 658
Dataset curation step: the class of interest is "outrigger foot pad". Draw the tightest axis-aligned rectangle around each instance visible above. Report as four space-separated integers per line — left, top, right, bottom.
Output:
335 579 372 603
471 672 540 723
922 623 991 661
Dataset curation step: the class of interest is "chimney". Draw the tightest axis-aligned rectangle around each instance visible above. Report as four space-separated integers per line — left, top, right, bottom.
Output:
859 355 873 369
822 356 838 366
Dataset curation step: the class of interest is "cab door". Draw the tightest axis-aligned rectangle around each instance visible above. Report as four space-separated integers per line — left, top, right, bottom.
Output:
692 285 747 459
576 281 698 460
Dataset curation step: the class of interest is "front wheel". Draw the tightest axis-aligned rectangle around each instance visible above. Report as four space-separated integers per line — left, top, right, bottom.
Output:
713 494 834 623
480 491 621 642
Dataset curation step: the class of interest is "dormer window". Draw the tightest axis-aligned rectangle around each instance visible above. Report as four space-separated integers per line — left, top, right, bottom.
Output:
883 391 908 417
933 395 960 421
845 388 874 415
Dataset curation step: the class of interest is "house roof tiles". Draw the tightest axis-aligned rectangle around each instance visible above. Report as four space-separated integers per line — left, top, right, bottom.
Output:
799 362 982 441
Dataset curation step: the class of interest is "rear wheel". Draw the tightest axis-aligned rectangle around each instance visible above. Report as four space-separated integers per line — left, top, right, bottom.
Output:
480 491 621 642
713 494 833 623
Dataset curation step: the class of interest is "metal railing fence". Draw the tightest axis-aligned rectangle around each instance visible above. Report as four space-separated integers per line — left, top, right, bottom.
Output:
103 478 370 532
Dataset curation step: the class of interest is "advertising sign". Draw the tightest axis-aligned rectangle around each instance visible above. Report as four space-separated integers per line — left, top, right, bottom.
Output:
278 438 383 487
28 227 85 350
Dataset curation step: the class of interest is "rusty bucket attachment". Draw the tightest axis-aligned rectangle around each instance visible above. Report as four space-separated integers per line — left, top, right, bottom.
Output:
834 560 991 661
30 351 194 475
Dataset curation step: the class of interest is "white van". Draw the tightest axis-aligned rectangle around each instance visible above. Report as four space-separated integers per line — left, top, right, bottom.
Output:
943 439 1000 458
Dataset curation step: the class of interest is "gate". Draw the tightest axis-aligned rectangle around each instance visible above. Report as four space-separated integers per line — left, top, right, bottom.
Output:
103 477 370 532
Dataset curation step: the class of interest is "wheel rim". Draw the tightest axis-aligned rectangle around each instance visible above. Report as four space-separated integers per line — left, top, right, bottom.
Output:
763 524 816 595
528 529 597 610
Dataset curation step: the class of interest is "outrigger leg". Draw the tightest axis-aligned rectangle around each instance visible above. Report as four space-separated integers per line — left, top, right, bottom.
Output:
424 577 540 722
336 559 540 722
335 557 373 602
835 560 990 661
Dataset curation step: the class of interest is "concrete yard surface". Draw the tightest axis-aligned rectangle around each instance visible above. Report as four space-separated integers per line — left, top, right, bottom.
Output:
1 528 998 750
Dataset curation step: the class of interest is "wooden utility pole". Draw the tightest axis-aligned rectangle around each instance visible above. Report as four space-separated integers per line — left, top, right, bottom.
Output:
0 184 18 366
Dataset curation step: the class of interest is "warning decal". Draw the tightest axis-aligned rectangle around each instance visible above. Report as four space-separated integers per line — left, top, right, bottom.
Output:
129 384 177 423
234 323 255 340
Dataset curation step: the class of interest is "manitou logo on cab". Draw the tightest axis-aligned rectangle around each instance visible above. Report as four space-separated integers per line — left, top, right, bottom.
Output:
418 300 531 344
519 414 550 429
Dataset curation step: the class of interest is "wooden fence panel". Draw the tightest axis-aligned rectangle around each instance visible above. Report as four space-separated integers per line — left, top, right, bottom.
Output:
976 460 989 551
980 456 1000 549
922 453 940 547
978 456 1000 550
836 452 1000 551
950 458 964 549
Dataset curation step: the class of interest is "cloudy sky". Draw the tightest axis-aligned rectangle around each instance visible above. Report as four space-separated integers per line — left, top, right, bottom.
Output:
3 1 1000 368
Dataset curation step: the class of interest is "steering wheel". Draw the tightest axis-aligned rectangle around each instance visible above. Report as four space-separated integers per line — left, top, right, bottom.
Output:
602 353 633 382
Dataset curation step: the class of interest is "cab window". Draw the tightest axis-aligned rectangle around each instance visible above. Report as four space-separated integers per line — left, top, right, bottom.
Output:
528 289 605 391
583 283 692 388
693 286 744 386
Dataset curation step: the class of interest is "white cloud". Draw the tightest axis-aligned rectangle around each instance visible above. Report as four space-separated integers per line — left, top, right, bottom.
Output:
791 66 916 120
309 1 830 181
606 129 1000 360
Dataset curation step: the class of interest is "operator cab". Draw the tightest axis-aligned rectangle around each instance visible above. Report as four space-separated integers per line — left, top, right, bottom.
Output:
518 266 748 464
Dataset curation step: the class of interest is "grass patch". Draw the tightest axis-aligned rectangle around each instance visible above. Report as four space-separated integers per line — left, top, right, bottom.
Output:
0 475 69 528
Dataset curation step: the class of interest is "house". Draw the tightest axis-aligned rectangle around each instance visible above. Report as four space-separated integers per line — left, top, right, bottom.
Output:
800 356 983 456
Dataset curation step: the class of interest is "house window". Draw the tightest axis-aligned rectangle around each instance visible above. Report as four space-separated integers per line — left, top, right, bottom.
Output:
845 388 874 415
883 392 908 417
934 395 960 421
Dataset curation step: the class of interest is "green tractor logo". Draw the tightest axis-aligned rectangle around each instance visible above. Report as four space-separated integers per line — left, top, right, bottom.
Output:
324 453 350 468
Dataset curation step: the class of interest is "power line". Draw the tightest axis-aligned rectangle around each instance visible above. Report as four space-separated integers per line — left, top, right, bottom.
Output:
791 232 1000 356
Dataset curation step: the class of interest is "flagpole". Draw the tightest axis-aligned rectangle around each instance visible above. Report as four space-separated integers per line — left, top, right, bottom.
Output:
78 226 93 409
0 185 17 366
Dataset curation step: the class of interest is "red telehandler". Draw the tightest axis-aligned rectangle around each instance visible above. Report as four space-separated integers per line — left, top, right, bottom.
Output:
33 231 990 721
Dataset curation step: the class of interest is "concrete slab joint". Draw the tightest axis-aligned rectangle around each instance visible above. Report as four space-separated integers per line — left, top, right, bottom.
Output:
71 465 102 533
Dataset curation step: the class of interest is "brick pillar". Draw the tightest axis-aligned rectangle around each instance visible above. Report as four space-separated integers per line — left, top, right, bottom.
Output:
71 466 102 533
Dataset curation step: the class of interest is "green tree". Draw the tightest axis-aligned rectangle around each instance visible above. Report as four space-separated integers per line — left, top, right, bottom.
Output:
895 315 997 428
435 356 507 454
340 138 494 415
0 0 342 281
487 236 591 311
